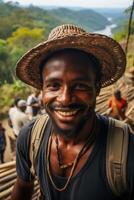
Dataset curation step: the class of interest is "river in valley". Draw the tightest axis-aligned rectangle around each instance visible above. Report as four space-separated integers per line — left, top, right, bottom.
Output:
93 18 117 37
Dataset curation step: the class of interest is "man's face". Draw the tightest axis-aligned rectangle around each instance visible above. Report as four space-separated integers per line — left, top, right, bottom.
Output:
42 51 98 137
19 106 26 112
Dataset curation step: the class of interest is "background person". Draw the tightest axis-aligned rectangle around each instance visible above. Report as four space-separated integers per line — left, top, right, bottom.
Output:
10 99 29 138
108 90 127 120
0 122 6 163
8 97 21 154
8 96 21 128
26 89 41 120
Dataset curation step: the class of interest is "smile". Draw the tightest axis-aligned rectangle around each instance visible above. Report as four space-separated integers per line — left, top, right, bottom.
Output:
54 110 79 117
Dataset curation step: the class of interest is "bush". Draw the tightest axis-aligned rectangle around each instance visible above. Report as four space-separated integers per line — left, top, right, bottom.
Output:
113 31 127 42
0 80 31 118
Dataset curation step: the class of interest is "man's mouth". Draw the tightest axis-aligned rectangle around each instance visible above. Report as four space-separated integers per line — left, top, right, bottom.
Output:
48 103 85 121
55 110 79 117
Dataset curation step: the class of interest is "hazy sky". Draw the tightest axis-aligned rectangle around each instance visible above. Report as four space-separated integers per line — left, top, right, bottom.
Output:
4 0 132 8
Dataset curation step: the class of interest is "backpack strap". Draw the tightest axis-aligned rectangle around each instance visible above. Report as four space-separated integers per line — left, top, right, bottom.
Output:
29 114 49 176
106 118 129 196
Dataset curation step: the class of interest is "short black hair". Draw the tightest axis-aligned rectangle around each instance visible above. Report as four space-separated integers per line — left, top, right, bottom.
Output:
39 48 102 87
114 90 121 99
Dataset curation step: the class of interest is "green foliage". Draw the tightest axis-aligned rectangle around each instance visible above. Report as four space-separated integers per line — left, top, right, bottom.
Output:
0 27 45 85
11 80 31 97
9 47 24 65
7 27 45 49
130 20 134 34
0 3 61 39
0 1 21 39
112 4 134 41
0 39 14 84
113 18 134 42
0 80 31 115
113 31 127 42
0 39 8 61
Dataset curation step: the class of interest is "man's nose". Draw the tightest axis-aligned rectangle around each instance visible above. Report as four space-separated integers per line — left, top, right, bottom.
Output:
57 86 73 105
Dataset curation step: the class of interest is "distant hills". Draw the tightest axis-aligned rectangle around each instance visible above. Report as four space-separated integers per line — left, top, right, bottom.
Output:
0 1 111 39
45 8 111 32
41 6 128 34
42 6 126 21
94 8 125 19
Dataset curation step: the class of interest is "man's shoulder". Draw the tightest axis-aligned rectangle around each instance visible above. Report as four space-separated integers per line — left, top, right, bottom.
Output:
9 106 17 116
98 115 133 136
97 114 109 126
108 117 132 133
106 117 134 147
17 120 35 143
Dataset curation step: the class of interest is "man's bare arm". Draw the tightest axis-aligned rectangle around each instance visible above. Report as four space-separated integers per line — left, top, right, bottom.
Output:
11 177 34 200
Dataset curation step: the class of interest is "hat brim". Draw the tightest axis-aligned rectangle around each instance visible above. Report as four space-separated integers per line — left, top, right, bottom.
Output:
16 34 126 89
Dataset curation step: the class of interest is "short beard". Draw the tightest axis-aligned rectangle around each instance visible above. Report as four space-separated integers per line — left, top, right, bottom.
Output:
49 109 95 139
45 100 96 139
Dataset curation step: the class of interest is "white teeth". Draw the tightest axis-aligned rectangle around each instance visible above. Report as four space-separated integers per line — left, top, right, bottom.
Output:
56 110 78 116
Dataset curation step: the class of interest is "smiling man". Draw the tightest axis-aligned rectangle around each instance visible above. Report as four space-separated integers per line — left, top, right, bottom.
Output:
42 49 99 138
11 24 134 200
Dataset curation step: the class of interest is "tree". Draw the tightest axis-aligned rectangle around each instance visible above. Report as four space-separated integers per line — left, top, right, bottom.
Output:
6 27 45 82
0 39 15 84
7 27 45 50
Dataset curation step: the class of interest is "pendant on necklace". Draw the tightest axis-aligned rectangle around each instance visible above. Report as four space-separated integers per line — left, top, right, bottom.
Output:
59 161 74 169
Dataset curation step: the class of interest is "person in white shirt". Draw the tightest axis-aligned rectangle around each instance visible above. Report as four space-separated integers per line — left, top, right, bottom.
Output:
10 100 29 137
8 97 21 128
26 89 41 120
8 97 21 152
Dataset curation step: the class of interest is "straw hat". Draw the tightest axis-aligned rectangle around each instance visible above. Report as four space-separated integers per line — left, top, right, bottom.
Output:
16 24 126 89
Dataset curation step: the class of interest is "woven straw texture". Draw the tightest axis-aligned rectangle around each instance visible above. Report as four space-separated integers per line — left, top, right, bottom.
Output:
16 24 126 89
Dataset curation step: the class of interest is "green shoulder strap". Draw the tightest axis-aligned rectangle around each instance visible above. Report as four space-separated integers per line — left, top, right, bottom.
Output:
29 114 49 176
106 118 129 196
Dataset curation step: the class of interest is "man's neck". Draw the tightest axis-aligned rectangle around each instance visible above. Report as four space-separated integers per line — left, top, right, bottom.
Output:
53 114 97 146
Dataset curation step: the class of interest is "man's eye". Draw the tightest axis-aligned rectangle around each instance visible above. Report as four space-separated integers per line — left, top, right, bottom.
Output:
46 82 60 90
74 84 90 91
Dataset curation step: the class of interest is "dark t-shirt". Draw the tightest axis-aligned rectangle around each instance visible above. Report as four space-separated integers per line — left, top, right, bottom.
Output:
16 115 134 200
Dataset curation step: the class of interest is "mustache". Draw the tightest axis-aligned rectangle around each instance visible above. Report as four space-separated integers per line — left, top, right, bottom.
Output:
46 102 86 111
